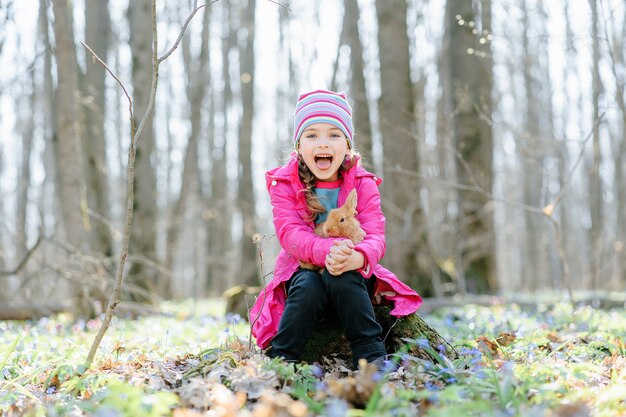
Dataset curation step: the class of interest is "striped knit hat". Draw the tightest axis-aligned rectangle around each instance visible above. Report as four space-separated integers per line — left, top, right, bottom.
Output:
293 89 353 149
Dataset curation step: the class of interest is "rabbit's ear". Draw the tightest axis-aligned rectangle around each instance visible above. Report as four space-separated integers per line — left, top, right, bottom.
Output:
345 189 358 211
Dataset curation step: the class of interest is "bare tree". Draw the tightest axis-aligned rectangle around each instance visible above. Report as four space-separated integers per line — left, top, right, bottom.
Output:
237 0 259 287
165 2 211 297
519 0 547 291
127 0 159 300
587 0 603 290
15 69 35 283
206 0 236 295
375 0 426 291
604 1 626 288
441 0 495 292
51 0 90 315
345 0 373 166
83 0 114 259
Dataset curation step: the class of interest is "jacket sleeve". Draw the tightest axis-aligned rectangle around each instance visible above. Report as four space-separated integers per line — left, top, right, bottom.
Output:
270 181 334 266
354 177 386 278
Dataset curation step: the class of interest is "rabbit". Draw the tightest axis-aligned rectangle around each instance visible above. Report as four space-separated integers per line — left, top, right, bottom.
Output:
299 188 366 272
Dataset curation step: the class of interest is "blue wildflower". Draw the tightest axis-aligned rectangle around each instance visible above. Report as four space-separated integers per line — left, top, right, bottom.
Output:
225 313 241 325
325 398 349 417
310 364 323 378
424 381 440 391
416 338 431 349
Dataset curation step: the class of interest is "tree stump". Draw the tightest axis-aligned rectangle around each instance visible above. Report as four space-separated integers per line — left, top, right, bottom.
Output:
301 306 458 364
223 285 261 319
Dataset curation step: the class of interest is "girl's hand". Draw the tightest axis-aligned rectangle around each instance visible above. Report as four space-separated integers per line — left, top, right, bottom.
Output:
326 240 364 275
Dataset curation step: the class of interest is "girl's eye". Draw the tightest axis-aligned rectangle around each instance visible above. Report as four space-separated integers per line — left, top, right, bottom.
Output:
305 134 317 139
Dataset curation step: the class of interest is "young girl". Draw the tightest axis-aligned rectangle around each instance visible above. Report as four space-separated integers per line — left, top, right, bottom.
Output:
249 90 422 369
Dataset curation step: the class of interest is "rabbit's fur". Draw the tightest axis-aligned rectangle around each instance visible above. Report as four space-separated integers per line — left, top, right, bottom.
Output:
299 189 365 271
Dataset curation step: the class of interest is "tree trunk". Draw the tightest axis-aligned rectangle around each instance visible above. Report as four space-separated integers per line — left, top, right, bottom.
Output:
375 0 427 293
587 0 603 290
51 0 90 316
84 0 114 259
39 0 61 302
128 0 159 301
520 0 545 291
609 5 626 289
442 0 495 292
16 74 35 286
205 0 235 296
275 3 296 158
345 0 373 166
0 142 5 301
237 0 259 287
556 1 584 293
165 3 211 298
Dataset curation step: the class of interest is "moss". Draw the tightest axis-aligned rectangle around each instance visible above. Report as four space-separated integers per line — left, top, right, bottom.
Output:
301 306 458 364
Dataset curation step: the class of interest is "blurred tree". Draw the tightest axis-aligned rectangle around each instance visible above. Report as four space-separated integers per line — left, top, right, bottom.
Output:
441 0 495 292
127 0 159 301
51 0 91 315
83 0 114 259
375 0 427 292
587 0 603 289
335 0 373 165
206 1 235 295
165 2 211 298
237 0 259 287
608 3 626 289
520 0 554 291
16 63 35 283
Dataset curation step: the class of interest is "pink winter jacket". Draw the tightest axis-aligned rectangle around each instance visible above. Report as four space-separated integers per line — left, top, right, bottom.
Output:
249 154 423 349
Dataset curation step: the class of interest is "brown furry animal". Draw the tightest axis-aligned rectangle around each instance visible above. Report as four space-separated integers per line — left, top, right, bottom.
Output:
299 189 365 271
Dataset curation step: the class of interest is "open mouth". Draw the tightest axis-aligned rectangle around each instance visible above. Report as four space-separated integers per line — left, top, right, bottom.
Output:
314 154 334 170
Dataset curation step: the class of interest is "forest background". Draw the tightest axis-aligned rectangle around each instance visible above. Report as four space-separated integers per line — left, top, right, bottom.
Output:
0 0 625 319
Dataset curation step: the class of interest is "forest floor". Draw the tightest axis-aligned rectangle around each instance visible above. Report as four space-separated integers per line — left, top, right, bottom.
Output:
1 295 625 417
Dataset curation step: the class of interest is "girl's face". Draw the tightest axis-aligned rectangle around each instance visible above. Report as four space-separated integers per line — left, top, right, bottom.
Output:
298 123 349 182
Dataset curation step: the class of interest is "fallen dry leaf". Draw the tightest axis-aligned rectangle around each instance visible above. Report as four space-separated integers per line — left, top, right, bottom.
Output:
172 408 205 417
252 392 308 417
229 363 280 399
476 336 500 357
495 332 516 347
327 359 380 407
550 402 591 417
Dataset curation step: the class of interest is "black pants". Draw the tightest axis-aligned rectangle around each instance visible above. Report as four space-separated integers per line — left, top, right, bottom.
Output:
268 268 387 367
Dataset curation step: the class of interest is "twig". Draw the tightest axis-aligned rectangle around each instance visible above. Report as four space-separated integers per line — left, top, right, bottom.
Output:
80 40 133 126
0 232 43 276
157 1 213 64
544 112 605 213
249 234 273 350
265 0 292 12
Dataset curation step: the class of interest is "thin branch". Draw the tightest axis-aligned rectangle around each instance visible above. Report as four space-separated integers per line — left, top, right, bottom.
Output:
0 232 43 276
249 234 273 350
544 111 605 214
80 40 133 122
158 1 212 64
265 0 292 12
